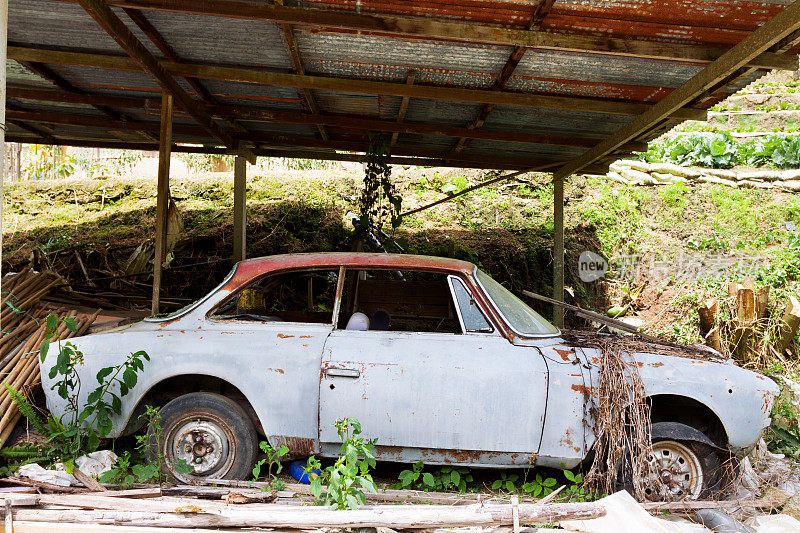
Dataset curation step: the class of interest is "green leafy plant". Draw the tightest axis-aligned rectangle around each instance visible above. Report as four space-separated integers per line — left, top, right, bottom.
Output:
396 462 473 493
521 472 556 497
8 312 150 470
305 417 377 509
252 441 289 490
492 472 519 493
397 460 434 489
639 132 800 169
357 134 402 237
99 405 192 485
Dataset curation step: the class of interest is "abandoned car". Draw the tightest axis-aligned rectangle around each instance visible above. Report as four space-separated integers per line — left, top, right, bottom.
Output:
41 253 778 499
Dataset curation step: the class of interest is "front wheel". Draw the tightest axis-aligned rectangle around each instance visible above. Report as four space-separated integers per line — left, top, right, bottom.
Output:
147 392 258 483
638 421 729 501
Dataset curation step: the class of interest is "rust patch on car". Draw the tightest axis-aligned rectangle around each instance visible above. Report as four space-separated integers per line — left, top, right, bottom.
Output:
571 384 597 396
554 348 574 362
266 368 285 374
271 436 315 457
277 334 294 339
299 335 312 339
650 362 665 368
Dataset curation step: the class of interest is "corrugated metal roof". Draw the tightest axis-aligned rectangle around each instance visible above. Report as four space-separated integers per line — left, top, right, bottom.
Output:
5 0 797 170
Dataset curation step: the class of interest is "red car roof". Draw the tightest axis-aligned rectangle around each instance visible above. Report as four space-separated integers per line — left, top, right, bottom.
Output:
232 253 476 285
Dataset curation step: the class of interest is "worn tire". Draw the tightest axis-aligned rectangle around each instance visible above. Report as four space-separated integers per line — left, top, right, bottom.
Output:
618 422 726 501
146 392 258 483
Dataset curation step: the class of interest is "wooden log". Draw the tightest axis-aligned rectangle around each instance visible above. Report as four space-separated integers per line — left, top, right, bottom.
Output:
728 282 743 299
704 327 722 354
776 295 800 355
0 502 605 528
698 299 717 336
734 287 757 361
757 286 770 319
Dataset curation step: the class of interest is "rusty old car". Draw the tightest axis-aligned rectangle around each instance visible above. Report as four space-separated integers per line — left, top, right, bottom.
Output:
41 253 778 499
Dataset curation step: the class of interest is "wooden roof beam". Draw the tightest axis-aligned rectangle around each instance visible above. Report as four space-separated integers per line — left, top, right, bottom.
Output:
76 0 255 163
447 1 555 158
4 133 563 171
390 70 415 147
554 0 800 181
6 46 708 120
54 0 797 70
272 0 328 141
17 60 157 142
6 88 646 151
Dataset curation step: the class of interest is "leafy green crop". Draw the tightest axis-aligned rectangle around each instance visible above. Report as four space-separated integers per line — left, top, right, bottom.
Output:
639 132 800 169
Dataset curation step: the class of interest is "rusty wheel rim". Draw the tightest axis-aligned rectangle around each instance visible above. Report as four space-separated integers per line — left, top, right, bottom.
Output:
164 414 235 482
643 440 704 501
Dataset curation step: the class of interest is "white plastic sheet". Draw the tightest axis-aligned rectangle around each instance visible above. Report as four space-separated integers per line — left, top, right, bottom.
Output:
15 450 118 487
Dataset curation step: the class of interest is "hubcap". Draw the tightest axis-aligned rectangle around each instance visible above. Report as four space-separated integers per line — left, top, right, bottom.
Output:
167 417 232 479
643 440 704 501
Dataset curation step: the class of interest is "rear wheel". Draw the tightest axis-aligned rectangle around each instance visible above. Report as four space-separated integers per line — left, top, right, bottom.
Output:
147 392 258 483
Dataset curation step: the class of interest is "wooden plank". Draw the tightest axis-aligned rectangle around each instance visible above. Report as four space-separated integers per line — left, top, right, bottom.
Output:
0 502 606 528
553 0 800 181
152 93 173 316
5 46 707 120
55 0 797 70
232 155 247 263
0 522 246 533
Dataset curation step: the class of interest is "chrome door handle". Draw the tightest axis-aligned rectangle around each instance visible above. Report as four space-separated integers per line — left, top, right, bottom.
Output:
325 368 361 378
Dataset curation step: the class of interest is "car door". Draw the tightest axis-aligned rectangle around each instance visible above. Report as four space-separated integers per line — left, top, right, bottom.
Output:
202 267 341 454
318 270 548 466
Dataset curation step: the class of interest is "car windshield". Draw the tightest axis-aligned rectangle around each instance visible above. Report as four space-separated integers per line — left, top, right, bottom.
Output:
475 269 559 337
145 266 237 322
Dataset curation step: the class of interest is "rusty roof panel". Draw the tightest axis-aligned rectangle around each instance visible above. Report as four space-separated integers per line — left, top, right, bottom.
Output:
121 9 293 70
313 90 403 119
9 0 120 53
513 51 703 90
483 106 634 138
295 30 508 89
5 0 792 169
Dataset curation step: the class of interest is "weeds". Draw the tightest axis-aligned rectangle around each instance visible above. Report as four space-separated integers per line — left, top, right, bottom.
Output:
305 417 377 510
252 441 289 490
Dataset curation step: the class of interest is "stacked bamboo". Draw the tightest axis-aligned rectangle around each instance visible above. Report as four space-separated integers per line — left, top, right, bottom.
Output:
0 269 98 447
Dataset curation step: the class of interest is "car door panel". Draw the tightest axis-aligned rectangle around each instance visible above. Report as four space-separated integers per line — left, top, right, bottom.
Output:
319 330 548 466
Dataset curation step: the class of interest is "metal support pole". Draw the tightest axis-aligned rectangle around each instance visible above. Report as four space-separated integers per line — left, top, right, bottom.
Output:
151 93 173 316
232 155 247 263
553 176 565 328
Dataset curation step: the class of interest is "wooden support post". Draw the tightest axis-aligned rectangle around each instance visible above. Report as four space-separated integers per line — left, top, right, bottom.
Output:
232 155 247 263
0 0 7 315
553 176 565 328
151 94 173 316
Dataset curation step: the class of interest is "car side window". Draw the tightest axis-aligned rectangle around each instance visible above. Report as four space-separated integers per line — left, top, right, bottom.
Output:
210 268 339 324
449 277 493 333
337 269 461 334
